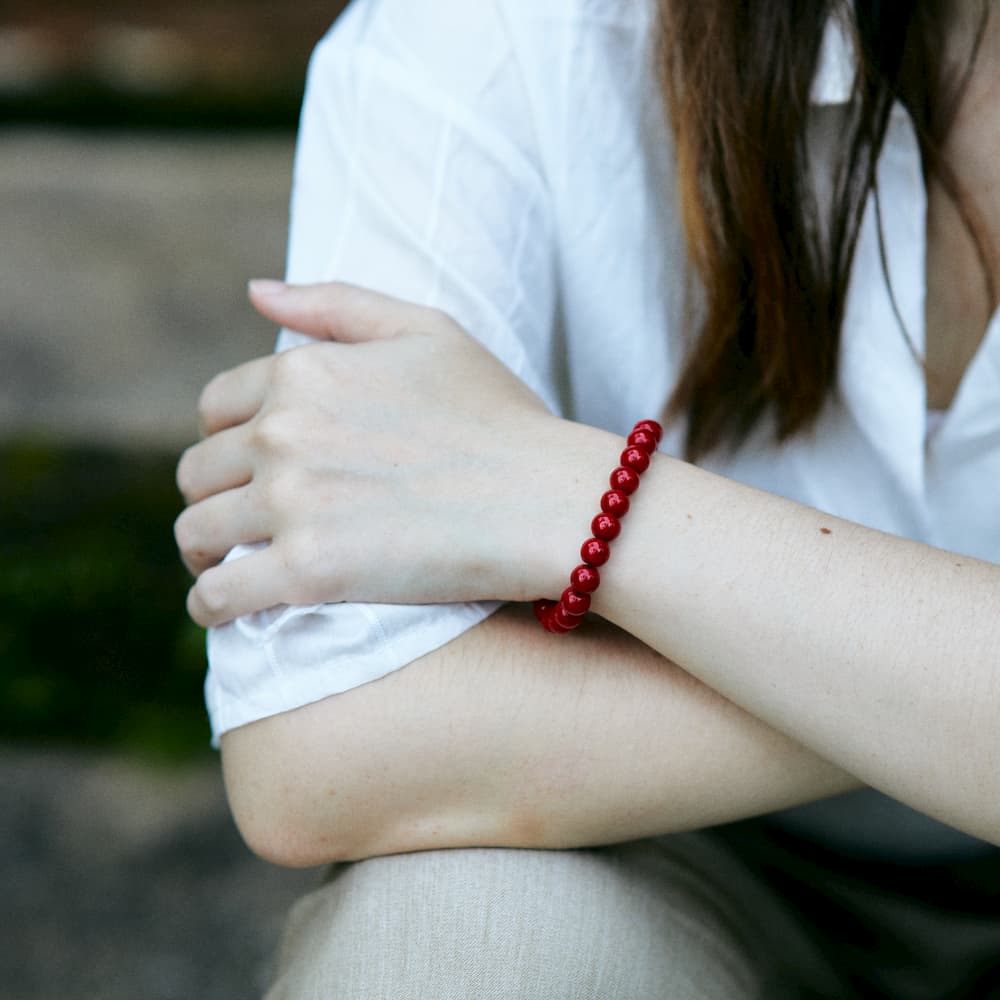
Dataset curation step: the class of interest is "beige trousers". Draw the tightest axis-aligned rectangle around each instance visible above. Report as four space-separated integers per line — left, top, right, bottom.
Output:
264 832 846 999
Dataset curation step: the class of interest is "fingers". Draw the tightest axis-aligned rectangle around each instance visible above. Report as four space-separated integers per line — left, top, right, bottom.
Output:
186 543 295 627
198 355 273 437
177 422 254 504
174 485 270 577
248 278 442 344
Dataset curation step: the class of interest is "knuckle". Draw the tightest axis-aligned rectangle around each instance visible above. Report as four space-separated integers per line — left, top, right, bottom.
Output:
280 534 326 601
252 410 297 455
401 304 445 338
185 587 206 626
425 304 461 335
173 509 197 554
193 571 229 623
174 512 214 574
175 447 198 500
197 375 224 428
271 346 311 387
428 304 454 327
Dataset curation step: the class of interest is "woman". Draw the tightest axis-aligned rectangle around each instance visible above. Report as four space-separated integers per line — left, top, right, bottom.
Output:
175 0 1000 995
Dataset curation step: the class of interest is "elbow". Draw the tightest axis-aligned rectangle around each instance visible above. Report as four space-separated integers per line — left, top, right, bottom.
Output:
228 795 355 869
219 723 373 868
215 680 523 865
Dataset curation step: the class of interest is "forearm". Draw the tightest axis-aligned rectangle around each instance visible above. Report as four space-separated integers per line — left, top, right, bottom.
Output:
186 285 1000 853
222 604 857 867
575 440 1000 843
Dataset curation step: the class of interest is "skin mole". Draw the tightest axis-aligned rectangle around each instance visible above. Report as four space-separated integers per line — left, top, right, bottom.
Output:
820 528 833 535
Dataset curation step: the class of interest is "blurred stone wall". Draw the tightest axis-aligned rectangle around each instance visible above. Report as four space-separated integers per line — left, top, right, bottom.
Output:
0 1 349 449
0 10 351 997
1 129 292 447
0 1 348 125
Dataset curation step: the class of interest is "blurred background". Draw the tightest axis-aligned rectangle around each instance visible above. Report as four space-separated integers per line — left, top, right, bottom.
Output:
1 2 348 995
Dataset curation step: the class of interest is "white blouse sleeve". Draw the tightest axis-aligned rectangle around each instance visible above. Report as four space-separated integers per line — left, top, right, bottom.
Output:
205 0 559 744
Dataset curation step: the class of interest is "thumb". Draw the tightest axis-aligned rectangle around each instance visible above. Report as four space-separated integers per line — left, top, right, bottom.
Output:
247 279 428 343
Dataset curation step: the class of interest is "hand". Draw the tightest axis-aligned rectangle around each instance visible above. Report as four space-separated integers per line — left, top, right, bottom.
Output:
175 281 589 626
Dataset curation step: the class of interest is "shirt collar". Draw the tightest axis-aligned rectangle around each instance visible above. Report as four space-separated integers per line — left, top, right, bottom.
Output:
810 6 858 106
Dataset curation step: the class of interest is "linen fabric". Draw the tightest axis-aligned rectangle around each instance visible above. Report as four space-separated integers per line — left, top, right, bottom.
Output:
263 829 1000 999
263 834 838 999
205 0 1000 858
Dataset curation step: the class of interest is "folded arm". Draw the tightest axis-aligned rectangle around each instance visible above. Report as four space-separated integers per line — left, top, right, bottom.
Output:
222 603 857 867
594 450 1000 846
181 285 1000 863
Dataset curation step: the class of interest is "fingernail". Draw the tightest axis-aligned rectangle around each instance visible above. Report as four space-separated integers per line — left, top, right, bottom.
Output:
248 278 287 296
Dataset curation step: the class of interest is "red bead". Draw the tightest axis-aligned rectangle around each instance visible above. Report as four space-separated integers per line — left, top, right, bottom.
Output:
545 613 574 634
591 513 621 541
620 446 650 474
601 489 630 517
553 604 582 630
627 429 658 453
633 419 663 443
561 587 591 615
536 419 660 636
609 466 640 494
570 564 600 593
534 601 562 632
580 537 611 566
533 599 557 626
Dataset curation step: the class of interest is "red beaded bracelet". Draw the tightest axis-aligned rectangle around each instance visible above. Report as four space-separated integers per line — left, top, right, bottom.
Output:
533 420 662 633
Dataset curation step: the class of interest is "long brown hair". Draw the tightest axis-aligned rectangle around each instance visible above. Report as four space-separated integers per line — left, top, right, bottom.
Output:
658 1 990 460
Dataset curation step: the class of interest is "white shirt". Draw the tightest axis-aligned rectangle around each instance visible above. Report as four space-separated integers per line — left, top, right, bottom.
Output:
206 0 1000 858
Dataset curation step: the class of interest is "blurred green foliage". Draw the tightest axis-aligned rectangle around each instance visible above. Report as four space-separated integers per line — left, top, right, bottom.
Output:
0 440 211 760
0 82 305 132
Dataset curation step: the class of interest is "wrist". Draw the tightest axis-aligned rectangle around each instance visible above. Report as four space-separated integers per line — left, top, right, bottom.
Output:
587 449 668 624
521 419 664 619
509 418 625 604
